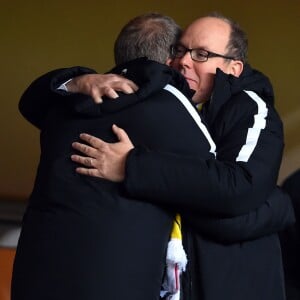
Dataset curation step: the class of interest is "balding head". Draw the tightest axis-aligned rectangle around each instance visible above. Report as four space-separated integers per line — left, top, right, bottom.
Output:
171 13 246 103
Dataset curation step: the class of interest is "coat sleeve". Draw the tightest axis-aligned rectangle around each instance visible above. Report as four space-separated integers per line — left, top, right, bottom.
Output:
123 92 285 217
181 187 295 243
19 66 96 128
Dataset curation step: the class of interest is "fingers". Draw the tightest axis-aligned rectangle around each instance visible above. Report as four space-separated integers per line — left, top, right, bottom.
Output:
71 152 107 180
76 133 106 149
68 74 139 104
91 85 131 103
91 86 120 103
90 74 138 101
72 141 99 158
90 88 103 104
71 130 129 182
71 154 93 167
117 81 139 94
102 79 138 97
128 81 139 92
76 167 100 178
71 153 104 179
103 87 119 99
112 124 131 144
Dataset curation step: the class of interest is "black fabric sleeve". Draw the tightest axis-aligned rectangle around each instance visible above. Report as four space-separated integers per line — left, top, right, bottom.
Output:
181 187 295 243
123 95 284 217
18 66 96 129
124 147 263 216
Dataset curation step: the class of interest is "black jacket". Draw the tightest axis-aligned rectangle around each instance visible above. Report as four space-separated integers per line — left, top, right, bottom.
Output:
125 65 284 216
122 64 290 300
14 61 294 300
13 59 215 300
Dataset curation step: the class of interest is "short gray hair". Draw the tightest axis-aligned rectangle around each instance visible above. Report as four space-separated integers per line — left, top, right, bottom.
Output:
114 13 182 65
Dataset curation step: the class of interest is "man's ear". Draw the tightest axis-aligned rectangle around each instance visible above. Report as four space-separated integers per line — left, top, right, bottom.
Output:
230 60 243 77
165 58 173 66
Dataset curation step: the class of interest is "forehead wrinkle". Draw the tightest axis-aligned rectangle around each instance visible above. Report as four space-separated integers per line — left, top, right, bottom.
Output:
180 17 231 53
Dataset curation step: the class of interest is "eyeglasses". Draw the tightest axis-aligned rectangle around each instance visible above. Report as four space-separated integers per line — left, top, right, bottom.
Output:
171 44 236 62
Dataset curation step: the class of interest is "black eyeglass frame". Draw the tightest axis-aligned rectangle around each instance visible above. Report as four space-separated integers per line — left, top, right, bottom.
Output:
171 44 237 62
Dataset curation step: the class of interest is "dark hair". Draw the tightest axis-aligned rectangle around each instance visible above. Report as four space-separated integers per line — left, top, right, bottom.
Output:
114 13 182 65
207 12 248 63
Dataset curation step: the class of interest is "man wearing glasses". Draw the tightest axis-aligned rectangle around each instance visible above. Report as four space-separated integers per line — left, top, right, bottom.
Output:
69 13 289 300
16 13 291 300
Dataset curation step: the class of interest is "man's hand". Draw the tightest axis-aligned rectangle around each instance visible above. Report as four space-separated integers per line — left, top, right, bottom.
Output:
71 124 134 182
66 74 139 103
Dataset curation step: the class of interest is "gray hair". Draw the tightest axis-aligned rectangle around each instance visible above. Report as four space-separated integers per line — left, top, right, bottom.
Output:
207 12 248 64
114 13 182 65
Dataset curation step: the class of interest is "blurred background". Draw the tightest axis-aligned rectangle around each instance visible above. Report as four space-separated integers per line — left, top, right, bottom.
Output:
0 0 299 298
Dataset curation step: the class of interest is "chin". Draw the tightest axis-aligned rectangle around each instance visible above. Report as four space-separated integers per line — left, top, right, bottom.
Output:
191 90 204 102
186 80 197 90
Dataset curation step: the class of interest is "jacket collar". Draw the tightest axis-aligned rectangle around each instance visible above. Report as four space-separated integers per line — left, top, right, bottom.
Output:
201 64 275 127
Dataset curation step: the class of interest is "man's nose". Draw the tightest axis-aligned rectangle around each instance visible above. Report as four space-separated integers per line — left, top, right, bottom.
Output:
179 51 193 68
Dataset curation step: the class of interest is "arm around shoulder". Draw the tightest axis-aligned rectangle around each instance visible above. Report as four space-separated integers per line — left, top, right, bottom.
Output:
19 66 97 128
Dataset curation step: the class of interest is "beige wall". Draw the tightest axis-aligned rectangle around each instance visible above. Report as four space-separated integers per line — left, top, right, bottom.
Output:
1 0 299 200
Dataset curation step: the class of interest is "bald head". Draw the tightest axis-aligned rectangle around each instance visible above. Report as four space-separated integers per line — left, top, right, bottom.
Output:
181 17 231 59
171 14 247 103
